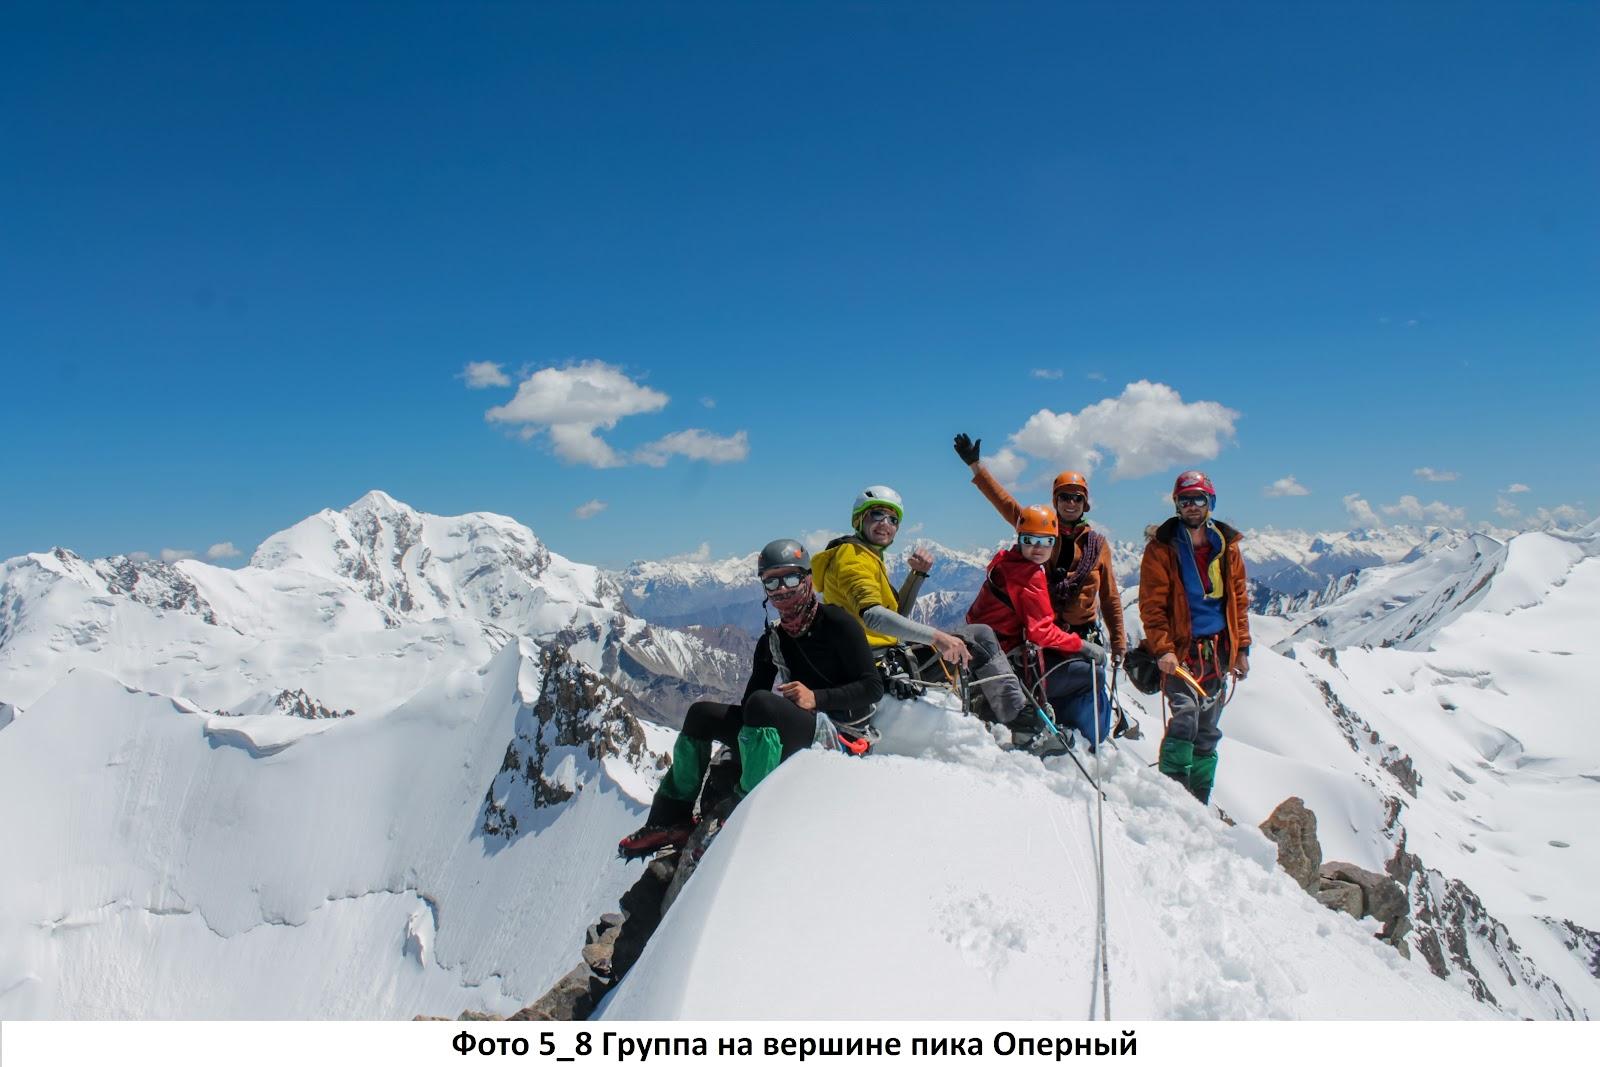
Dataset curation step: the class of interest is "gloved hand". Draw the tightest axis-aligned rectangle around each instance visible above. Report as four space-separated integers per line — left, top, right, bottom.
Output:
1050 573 1079 603
953 433 981 465
1077 640 1108 666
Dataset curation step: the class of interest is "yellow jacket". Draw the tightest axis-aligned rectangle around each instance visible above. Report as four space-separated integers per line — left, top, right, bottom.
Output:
810 536 899 648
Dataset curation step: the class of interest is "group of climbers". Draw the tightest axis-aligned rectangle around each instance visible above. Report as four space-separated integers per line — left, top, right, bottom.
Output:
618 443 1252 858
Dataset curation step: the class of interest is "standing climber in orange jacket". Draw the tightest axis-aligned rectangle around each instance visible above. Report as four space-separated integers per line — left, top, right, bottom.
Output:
953 433 1127 662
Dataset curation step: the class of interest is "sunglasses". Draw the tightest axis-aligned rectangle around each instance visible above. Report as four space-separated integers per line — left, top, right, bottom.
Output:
1018 534 1057 547
862 508 900 527
761 572 808 592
1176 495 1210 508
1054 492 1087 504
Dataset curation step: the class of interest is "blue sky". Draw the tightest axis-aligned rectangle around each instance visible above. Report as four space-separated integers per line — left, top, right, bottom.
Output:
3 1 1595 568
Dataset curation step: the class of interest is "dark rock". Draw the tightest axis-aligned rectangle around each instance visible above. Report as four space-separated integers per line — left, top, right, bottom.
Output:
508 964 606 1022
608 858 677 980
1315 878 1364 919
1387 836 1579 1017
1259 797 1323 891
1321 861 1408 924
457 1009 506 1021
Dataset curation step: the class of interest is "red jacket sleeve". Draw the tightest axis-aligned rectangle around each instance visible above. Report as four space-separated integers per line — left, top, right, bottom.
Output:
1005 565 1084 654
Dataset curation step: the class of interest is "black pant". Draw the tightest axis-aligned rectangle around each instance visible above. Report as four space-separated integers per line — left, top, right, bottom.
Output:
647 691 818 825
680 690 818 756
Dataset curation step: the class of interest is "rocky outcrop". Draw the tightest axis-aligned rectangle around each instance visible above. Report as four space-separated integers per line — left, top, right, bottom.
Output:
1540 918 1600 980
1262 799 1413 954
512 859 677 1022
1388 835 1581 1018
1309 676 1421 797
1258 798 1322 891
480 645 663 841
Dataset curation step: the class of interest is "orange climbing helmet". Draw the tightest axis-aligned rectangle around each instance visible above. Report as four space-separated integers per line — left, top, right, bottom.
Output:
1052 471 1091 512
1016 505 1060 537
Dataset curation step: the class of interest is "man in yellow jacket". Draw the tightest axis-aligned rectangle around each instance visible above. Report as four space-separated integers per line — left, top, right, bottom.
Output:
811 485 1030 726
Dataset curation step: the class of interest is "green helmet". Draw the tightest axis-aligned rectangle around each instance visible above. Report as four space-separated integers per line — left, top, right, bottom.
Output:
850 485 904 528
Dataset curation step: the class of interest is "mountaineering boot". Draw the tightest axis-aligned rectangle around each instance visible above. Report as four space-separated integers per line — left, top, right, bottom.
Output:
617 821 693 860
1187 751 1218 806
1008 712 1042 750
618 792 695 859
618 735 708 859
1112 706 1142 740
1158 736 1195 791
736 725 783 797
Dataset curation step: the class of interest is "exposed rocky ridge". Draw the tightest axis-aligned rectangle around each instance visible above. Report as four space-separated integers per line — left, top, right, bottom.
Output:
1301 668 1421 797
211 688 354 719
481 645 662 841
1541 918 1600 981
1387 833 1582 1019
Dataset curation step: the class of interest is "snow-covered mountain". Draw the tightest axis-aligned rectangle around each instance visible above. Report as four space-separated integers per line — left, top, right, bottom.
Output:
2 497 1596 1020
0 490 743 727
614 540 1000 637
616 525 1437 640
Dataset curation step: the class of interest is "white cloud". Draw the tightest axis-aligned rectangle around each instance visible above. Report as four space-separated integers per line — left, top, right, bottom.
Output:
1529 503 1590 529
665 542 713 564
1413 467 1460 483
160 548 198 563
1382 495 1466 525
985 447 1028 485
1030 368 1063 380
1503 483 1531 494
700 396 717 409
206 542 241 560
485 360 668 467
461 361 511 389
1085 371 1106 382
573 499 607 520
1264 476 1310 498
1007 380 1239 480
802 529 843 552
635 429 749 467
1343 493 1382 527
127 550 152 563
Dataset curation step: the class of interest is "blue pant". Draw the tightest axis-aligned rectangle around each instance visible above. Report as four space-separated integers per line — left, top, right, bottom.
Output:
1041 654 1111 751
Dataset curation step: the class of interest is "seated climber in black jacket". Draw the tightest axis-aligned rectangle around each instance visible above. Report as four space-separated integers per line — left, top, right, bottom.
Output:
618 538 883 858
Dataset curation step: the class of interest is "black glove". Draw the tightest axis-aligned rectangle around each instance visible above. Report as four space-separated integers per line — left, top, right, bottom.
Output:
1050 573 1079 603
1077 640 1108 666
953 433 981 465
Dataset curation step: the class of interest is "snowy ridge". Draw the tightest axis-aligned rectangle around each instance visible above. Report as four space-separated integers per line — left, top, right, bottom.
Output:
0 491 743 723
0 645 667 1018
601 697 1493 1021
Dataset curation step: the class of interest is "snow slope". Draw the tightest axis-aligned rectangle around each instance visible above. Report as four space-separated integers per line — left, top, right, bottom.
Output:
602 699 1493 1021
0 643 660 1019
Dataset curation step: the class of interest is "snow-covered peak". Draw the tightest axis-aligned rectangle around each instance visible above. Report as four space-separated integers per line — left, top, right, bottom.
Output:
248 490 617 628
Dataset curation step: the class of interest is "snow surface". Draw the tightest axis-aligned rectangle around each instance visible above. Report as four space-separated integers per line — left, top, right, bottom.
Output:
602 695 1492 1021
0 646 652 1019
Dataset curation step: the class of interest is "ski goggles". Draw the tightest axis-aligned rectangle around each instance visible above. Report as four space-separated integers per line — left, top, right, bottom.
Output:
761 571 809 592
1018 533 1057 547
1053 492 1087 504
1176 495 1210 509
861 508 900 527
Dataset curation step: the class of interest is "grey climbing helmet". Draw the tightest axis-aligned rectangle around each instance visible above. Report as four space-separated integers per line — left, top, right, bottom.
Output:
757 538 811 574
